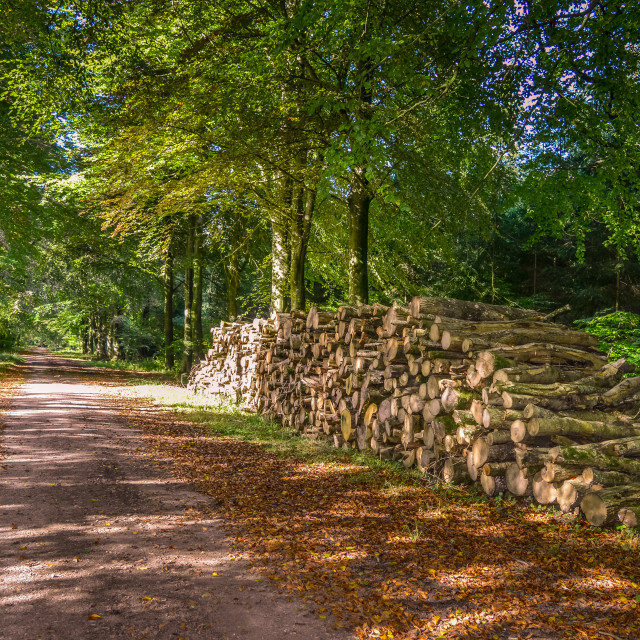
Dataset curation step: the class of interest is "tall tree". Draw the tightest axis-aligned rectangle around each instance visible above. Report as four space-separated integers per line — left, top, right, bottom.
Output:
162 243 175 369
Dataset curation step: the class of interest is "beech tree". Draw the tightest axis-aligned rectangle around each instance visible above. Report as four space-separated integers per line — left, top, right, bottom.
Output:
513 2 640 255
1 0 639 356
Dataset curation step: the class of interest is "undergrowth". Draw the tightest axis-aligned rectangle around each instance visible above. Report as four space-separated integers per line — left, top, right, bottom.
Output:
52 350 168 373
0 352 25 371
575 311 640 371
112 383 480 498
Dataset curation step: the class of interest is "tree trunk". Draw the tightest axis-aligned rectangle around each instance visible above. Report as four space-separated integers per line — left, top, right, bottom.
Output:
348 166 370 305
95 312 109 361
289 185 305 312
347 57 373 307
290 186 315 311
615 257 621 312
182 215 195 374
108 317 117 360
271 215 290 313
88 314 97 355
163 248 175 369
225 247 240 319
192 214 204 362
81 320 89 355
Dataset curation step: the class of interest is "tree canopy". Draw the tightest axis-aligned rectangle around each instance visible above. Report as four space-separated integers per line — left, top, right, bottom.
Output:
1 0 639 365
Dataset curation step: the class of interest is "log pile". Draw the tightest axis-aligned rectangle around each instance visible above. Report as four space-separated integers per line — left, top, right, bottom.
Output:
188 318 276 403
188 297 640 528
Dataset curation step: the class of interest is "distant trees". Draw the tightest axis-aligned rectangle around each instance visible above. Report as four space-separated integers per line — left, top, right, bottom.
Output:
512 1 640 257
0 0 638 357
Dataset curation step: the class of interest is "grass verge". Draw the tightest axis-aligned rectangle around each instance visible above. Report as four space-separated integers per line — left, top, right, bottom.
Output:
50 350 168 373
0 354 25 460
111 383 456 489
0 352 25 372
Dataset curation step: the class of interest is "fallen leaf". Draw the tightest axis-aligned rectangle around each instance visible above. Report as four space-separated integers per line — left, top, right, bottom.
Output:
117 370 640 640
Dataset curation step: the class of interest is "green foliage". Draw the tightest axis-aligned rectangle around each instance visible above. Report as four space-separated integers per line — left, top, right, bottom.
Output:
513 4 640 262
113 381 442 482
1 0 640 352
60 354 167 373
0 317 17 350
0 351 24 373
575 312 640 369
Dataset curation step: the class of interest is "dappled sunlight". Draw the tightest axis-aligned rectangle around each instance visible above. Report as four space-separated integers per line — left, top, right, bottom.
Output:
3 351 639 639
103 382 247 413
120 395 640 640
1 352 346 640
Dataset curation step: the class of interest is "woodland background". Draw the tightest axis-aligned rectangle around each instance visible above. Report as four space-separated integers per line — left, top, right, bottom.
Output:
1 0 639 373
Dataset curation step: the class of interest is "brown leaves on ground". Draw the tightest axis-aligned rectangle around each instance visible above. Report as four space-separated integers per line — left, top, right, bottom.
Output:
0 364 24 460
117 403 640 640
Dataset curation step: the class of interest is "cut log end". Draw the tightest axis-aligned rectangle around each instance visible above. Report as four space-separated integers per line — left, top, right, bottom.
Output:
505 463 530 496
619 507 639 528
581 492 610 527
340 409 353 442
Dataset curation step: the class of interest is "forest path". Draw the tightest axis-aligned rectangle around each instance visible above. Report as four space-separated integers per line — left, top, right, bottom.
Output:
0 351 348 640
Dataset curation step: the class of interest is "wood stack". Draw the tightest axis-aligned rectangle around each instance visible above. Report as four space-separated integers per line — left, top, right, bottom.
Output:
188 297 640 528
187 318 276 402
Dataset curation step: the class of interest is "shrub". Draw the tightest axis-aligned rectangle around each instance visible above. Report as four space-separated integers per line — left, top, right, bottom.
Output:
574 311 640 370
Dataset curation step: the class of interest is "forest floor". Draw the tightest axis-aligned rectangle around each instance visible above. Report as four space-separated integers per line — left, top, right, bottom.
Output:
0 351 639 640
0 351 350 640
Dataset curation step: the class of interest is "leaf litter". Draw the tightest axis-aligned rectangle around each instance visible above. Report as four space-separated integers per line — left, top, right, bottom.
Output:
92 379 640 639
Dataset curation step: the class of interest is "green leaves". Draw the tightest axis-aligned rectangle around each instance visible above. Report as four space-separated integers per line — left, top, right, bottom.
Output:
1 0 639 336
575 312 640 370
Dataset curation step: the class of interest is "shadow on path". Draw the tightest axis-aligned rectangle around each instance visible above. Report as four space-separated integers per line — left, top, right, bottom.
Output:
0 352 349 640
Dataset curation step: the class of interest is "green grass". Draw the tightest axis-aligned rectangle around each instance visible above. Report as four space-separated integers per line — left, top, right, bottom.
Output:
50 350 169 373
0 352 25 371
111 383 485 500
574 311 640 372
115 383 341 456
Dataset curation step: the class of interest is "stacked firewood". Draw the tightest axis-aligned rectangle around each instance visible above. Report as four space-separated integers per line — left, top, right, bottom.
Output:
188 318 275 402
188 297 640 528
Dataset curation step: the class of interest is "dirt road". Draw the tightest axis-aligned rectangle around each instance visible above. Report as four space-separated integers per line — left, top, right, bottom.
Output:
0 352 349 640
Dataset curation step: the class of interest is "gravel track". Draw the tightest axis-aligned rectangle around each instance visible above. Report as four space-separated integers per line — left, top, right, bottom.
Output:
0 352 349 640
